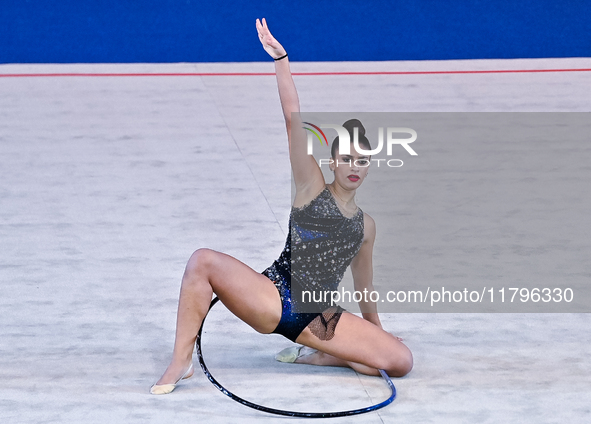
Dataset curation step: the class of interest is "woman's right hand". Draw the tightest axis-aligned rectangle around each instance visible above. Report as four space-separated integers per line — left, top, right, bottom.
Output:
256 18 287 60
257 17 325 202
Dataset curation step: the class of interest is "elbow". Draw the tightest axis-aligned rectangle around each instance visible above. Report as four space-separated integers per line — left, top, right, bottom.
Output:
283 110 300 128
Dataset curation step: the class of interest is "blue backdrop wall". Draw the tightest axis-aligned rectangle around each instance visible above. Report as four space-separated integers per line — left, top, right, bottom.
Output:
1 0 589 63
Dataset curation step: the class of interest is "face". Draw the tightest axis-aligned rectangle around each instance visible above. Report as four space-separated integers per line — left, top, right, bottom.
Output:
329 144 370 189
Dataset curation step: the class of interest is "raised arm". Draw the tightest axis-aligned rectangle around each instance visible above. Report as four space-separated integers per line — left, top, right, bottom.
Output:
256 18 325 204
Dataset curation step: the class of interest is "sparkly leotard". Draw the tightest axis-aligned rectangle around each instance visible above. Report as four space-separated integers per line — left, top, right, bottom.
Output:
262 186 364 342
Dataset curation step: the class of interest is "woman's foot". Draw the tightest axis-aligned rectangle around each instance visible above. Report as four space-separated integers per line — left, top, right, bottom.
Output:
276 346 350 368
275 345 317 363
150 361 194 395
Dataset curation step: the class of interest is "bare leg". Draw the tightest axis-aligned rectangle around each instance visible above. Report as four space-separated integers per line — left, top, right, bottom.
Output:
294 349 384 376
294 312 413 377
155 248 282 385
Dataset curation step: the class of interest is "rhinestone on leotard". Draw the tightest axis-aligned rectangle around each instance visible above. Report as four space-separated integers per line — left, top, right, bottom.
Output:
262 186 364 341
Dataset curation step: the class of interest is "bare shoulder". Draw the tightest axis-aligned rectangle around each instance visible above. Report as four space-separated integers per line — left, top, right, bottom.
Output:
362 212 376 243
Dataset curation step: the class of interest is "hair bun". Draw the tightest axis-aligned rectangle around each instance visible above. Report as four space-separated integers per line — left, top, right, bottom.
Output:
342 119 365 137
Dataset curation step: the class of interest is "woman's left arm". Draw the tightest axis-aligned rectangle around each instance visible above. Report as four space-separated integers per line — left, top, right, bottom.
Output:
350 213 383 329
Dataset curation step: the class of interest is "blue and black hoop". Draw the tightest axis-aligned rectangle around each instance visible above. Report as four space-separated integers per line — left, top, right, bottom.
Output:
196 297 397 418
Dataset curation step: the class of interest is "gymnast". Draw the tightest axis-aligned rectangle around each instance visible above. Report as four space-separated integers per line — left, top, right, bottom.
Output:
150 18 412 395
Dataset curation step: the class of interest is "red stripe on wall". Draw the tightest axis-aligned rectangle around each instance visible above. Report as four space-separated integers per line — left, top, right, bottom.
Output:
1 68 591 78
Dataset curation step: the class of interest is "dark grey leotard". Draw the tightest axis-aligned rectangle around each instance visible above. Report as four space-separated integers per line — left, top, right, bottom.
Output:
262 186 364 342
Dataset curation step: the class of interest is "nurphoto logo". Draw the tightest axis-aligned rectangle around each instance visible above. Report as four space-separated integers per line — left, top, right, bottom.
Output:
303 122 418 168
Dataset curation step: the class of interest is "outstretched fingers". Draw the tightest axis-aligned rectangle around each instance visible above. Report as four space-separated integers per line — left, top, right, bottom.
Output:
256 17 286 59
256 18 270 43
255 18 264 36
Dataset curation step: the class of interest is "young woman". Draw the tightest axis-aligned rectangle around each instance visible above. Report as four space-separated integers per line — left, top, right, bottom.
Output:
150 18 412 395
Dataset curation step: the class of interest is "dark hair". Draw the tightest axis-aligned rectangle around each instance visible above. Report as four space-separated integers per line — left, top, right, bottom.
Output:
330 119 372 158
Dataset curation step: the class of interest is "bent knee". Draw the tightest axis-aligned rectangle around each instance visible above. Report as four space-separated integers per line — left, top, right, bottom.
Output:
186 248 219 276
381 347 413 378
394 350 413 377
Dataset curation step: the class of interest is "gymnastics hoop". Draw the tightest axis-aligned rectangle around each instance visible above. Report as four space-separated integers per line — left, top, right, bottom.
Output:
196 297 396 418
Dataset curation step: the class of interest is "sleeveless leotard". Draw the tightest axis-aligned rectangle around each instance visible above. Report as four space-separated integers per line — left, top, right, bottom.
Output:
262 186 364 342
